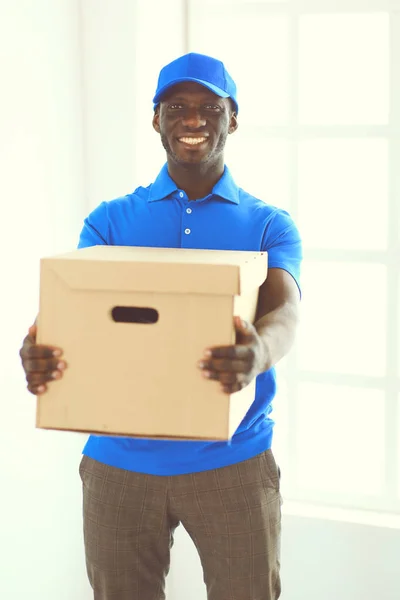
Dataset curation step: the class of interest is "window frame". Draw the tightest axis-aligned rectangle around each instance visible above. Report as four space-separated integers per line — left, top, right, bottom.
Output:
187 0 400 514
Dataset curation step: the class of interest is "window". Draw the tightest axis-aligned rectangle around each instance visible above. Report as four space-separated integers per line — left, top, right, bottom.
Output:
188 0 400 513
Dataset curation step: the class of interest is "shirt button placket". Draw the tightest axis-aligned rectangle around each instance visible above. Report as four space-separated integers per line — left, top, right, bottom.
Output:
182 199 193 246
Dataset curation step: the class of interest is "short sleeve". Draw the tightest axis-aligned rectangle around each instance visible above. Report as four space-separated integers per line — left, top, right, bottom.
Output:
262 209 302 293
77 201 109 249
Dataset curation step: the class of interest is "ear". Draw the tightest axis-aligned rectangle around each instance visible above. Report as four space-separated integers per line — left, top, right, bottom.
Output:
152 107 161 133
228 112 238 135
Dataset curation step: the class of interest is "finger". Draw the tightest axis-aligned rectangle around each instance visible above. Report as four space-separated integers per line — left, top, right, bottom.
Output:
202 370 238 384
22 345 63 360
199 358 251 373
202 370 249 388
218 372 240 385
221 370 248 384
203 345 254 361
28 324 37 340
27 383 47 395
221 380 245 395
26 370 64 385
23 358 67 373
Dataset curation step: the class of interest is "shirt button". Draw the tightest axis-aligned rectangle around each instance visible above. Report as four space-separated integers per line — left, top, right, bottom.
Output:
179 192 184 198
184 228 191 235
186 208 192 214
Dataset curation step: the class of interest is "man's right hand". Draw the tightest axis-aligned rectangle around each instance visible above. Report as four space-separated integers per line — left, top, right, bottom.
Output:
19 324 67 395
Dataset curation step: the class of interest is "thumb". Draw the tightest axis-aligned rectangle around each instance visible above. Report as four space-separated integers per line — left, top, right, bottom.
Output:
234 316 254 342
28 324 37 341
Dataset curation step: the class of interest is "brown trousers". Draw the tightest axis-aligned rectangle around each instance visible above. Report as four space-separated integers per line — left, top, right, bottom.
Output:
79 450 282 600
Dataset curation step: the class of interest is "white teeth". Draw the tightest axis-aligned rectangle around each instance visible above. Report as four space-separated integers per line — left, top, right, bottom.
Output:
179 137 207 145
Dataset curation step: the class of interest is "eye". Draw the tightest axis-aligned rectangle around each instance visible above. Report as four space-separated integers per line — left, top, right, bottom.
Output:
204 104 222 111
168 103 184 110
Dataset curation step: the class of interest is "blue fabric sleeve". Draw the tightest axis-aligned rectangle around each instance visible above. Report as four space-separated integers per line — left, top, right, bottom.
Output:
77 201 109 249
262 209 302 292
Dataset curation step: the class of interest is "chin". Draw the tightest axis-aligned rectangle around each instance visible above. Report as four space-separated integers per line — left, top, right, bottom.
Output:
181 154 210 165
174 148 215 166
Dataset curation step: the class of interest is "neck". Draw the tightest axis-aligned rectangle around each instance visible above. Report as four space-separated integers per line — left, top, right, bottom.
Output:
167 158 225 201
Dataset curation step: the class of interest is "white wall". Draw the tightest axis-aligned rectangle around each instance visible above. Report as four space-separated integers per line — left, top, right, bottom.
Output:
280 515 399 600
79 0 138 208
0 1 90 599
131 0 187 185
1 1 399 599
167 514 400 600
0 1 183 599
80 0 186 208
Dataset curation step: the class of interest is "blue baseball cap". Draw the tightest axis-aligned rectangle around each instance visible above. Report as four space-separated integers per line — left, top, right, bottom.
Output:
153 52 238 113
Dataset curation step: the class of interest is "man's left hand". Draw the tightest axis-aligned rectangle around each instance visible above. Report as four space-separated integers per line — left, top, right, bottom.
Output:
198 316 270 395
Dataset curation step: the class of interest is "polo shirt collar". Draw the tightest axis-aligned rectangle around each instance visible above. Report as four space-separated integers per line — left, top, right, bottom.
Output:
148 163 240 204
212 166 240 204
148 163 178 202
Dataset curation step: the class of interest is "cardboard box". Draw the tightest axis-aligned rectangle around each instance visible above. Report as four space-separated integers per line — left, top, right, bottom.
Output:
36 246 268 440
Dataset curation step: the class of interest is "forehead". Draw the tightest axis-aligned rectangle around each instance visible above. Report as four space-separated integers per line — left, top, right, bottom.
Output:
162 81 223 103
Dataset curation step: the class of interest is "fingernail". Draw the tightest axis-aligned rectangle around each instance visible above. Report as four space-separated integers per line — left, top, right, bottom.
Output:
53 350 62 357
52 371 60 379
204 350 212 358
37 386 45 393
57 362 66 370
198 361 205 369
202 371 211 379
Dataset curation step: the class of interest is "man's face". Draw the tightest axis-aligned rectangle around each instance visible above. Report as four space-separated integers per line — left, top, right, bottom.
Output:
153 82 238 167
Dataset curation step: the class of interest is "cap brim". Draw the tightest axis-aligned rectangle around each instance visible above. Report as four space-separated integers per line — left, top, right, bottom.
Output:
153 77 230 105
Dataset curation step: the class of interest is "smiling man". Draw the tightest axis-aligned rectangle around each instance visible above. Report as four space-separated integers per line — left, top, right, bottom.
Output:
20 53 302 600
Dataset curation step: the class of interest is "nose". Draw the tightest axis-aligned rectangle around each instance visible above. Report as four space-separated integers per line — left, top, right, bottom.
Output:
181 107 206 128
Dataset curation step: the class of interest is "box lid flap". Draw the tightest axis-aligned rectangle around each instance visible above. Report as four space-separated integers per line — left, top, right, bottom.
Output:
41 246 268 296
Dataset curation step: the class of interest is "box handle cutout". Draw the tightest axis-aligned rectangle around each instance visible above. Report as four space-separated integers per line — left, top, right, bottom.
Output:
111 307 159 324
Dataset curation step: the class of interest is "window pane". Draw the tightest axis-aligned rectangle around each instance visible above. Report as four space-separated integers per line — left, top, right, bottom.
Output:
296 383 385 496
298 139 388 250
299 14 390 125
189 6 289 126
298 262 387 377
225 135 290 209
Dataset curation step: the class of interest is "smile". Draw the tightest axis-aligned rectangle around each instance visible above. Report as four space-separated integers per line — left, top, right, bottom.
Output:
178 137 208 146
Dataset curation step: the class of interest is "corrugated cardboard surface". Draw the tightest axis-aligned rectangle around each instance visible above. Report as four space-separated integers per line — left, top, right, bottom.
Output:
36 246 268 440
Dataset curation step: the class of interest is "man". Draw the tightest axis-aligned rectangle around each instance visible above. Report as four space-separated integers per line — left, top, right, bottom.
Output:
20 53 302 600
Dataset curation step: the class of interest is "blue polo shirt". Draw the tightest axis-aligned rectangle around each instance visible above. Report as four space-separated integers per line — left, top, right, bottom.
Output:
79 164 302 475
